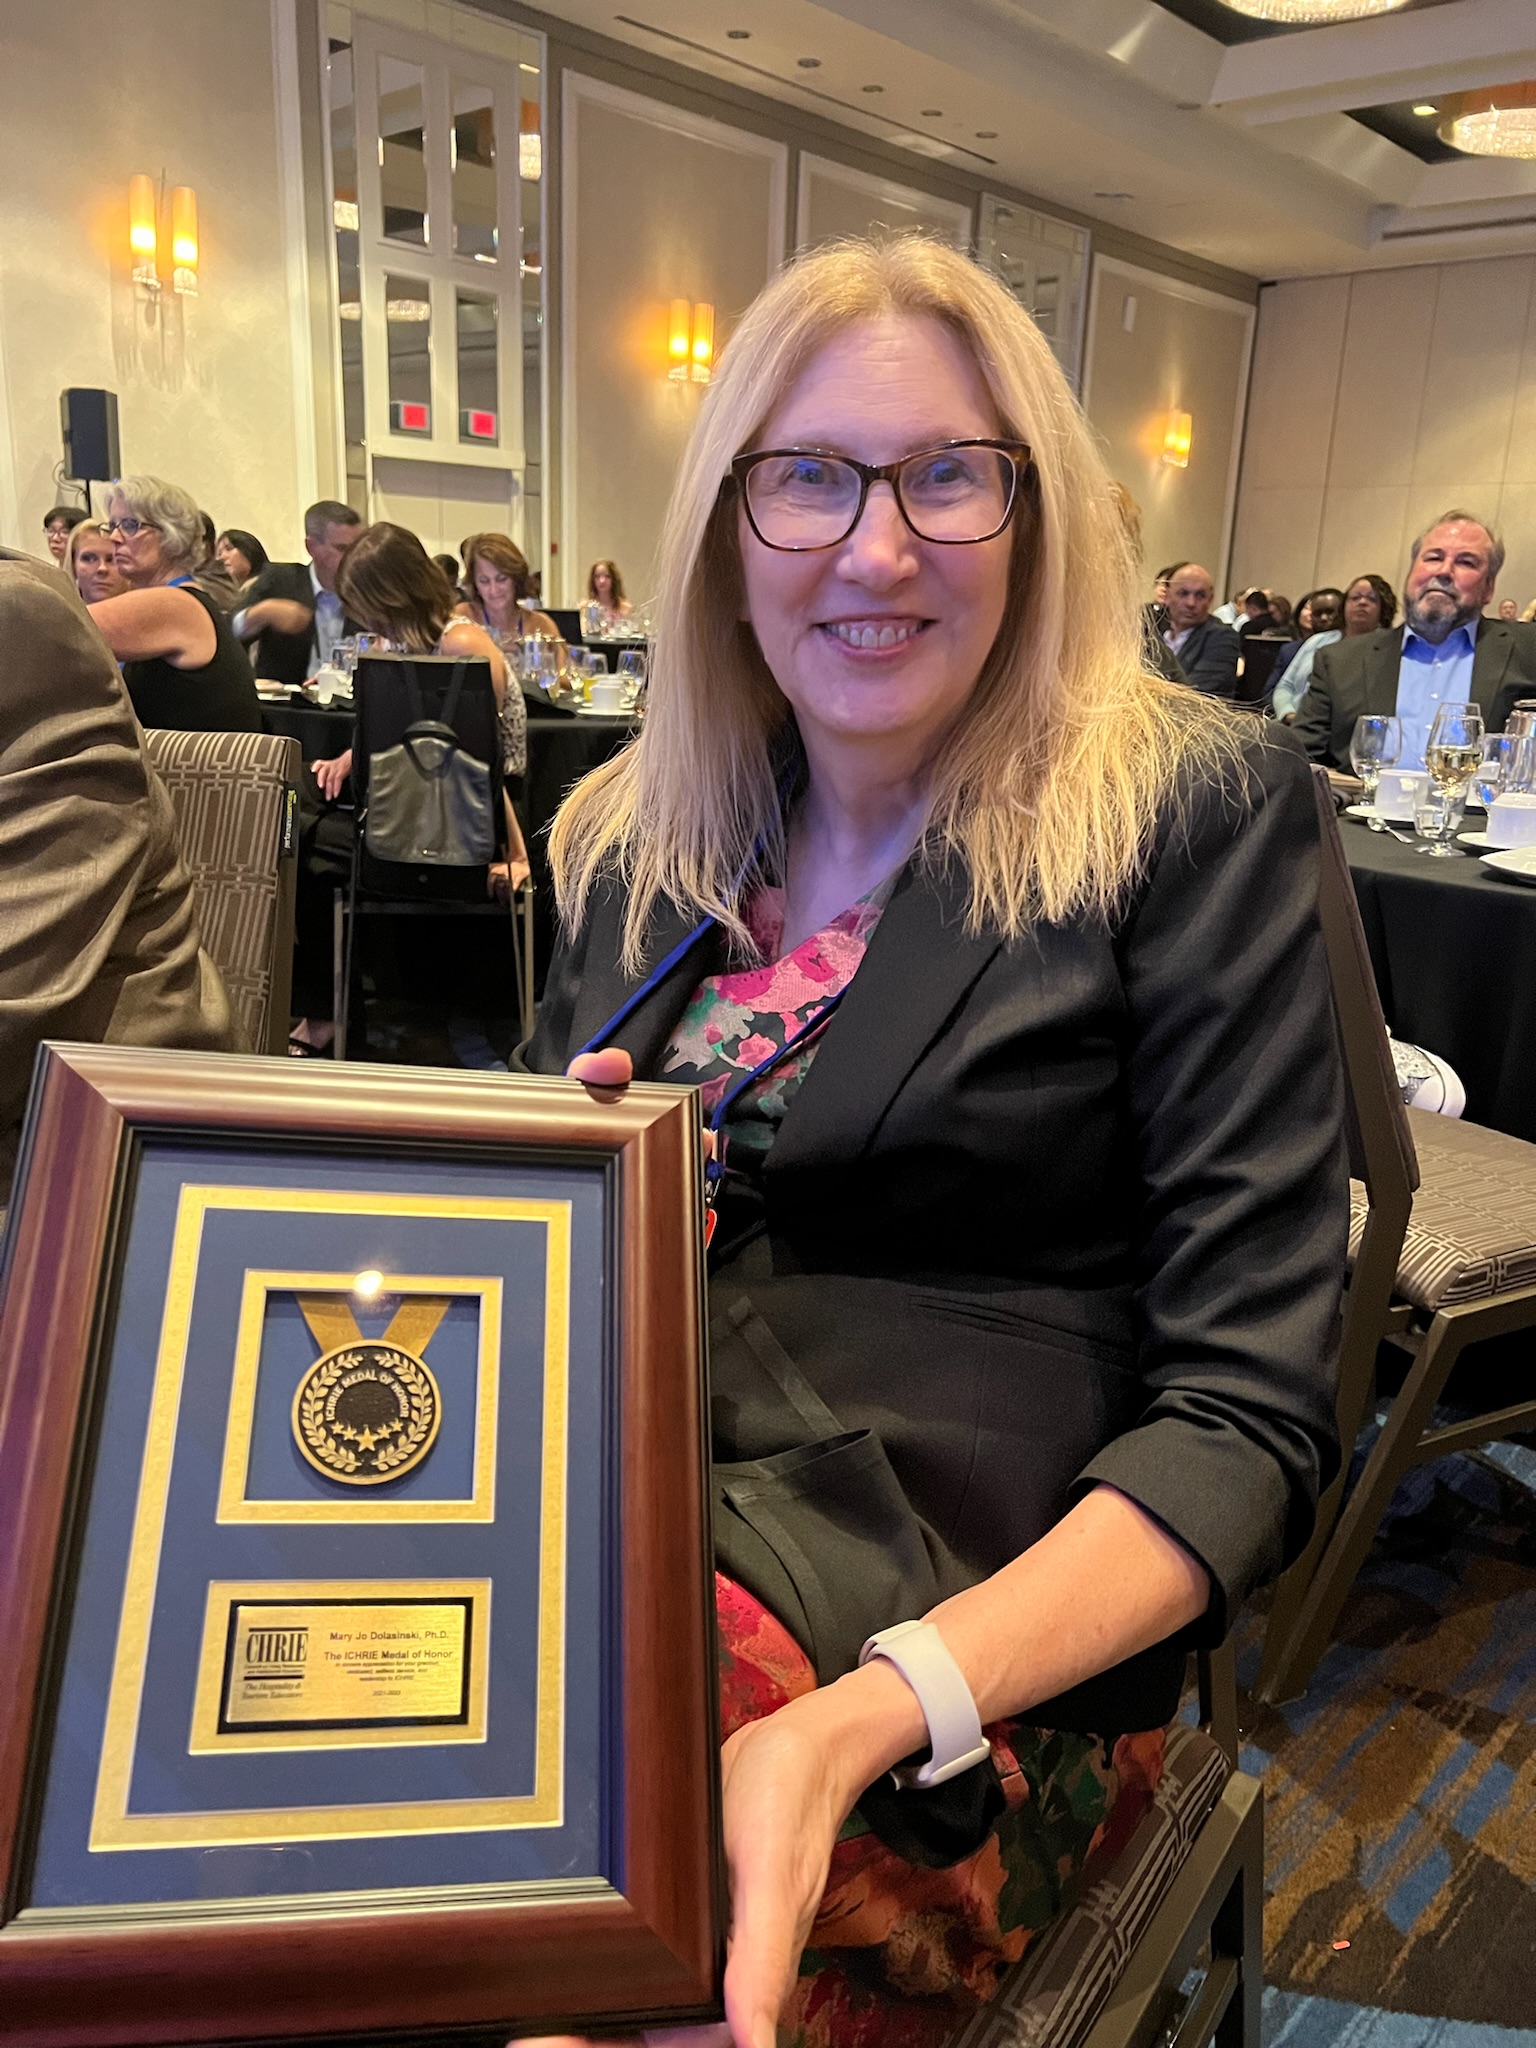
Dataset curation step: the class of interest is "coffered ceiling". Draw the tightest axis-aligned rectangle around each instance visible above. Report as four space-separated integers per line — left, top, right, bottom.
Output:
525 0 1536 279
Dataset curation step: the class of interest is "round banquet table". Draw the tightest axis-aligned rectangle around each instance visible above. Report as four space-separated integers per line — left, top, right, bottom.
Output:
1339 813 1536 1141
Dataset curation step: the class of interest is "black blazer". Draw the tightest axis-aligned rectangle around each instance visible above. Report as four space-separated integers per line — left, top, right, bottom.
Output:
1165 617 1241 697
1295 617 1536 767
238 561 359 685
523 736 1347 1731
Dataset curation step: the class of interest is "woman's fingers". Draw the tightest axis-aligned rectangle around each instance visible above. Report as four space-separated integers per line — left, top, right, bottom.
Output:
566 1048 634 1088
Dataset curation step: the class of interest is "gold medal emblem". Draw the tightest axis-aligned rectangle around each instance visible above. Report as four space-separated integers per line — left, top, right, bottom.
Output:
292 1339 442 1485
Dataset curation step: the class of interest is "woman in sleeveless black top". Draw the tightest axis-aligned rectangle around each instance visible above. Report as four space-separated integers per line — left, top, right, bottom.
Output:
88 476 263 733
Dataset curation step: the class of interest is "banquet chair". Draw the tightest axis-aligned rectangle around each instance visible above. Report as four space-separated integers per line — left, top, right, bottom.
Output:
332 655 533 1057
947 1643 1261 2048
143 727 300 1056
1253 768 1536 1705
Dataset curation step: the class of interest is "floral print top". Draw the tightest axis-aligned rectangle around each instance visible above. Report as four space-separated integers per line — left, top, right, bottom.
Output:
661 881 889 1174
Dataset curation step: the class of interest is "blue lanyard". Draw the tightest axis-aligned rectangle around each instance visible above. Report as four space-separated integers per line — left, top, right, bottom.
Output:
167 573 196 587
571 914 719 1059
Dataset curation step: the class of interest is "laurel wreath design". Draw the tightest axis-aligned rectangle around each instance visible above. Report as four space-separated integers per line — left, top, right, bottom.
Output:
297 1346 436 1479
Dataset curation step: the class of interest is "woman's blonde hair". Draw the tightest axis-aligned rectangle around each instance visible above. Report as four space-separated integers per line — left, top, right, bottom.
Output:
552 236 1241 966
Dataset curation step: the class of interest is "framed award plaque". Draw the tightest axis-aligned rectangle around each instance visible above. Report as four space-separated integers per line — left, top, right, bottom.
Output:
0 1045 720 2045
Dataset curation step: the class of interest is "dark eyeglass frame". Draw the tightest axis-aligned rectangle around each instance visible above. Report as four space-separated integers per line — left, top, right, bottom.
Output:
729 438 1033 552
103 517 162 539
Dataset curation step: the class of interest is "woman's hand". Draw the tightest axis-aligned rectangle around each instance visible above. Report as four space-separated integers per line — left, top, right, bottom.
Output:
312 749 353 801
488 858 532 900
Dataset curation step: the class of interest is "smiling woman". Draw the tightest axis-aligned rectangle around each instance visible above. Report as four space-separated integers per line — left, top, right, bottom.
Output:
518 236 1347 2048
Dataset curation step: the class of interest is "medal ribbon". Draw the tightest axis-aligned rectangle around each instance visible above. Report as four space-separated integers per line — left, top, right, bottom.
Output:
297 1293 451 1359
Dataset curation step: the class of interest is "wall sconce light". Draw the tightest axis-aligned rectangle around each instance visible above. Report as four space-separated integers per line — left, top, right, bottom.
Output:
690 300 715 383
171 185 198 296
129 175 199 296
129 173 158 289
668 300 715 383
1161 409 1193 468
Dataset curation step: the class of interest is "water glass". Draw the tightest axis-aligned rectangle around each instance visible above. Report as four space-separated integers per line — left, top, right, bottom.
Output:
1474 734 1521 808
1348 714 1401 824
1413 787 1466 858
1506 701 1536 741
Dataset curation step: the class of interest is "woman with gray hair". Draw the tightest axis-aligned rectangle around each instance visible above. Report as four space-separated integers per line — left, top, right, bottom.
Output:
89 474 263 732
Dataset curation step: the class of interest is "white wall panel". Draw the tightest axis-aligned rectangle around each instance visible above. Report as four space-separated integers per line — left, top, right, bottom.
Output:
1235 254 1536 611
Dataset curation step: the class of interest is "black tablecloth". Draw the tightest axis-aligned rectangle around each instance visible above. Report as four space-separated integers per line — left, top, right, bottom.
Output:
1341 814 1536 1140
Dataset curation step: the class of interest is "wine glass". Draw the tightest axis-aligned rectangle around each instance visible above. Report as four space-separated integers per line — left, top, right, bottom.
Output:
616 648 647 711
1348 714 1401 828
1420 703 1484 857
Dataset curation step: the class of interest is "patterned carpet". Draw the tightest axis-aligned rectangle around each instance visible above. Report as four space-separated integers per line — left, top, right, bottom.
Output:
1238 1437 1536 2034
1265 1989 1536 2045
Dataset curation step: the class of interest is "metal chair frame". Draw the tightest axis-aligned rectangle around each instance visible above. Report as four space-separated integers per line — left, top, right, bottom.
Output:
1255 771 1536 1704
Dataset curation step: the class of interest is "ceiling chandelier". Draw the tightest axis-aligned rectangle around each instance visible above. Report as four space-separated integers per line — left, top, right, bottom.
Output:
1437 82 1536 158
1220 0 1412 22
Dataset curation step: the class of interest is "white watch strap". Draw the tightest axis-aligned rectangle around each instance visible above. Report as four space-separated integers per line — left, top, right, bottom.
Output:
858 1619 991 1790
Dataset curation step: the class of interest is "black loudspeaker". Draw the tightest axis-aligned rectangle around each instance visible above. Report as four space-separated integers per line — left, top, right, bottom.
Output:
60 388 121 484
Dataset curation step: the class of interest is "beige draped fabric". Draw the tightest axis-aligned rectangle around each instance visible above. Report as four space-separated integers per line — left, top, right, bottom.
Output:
0 549 238 1193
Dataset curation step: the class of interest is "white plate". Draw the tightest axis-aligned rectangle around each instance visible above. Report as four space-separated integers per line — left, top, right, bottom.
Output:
1480 847 1536 884
1344 803 1379 820
1458 831 1495 849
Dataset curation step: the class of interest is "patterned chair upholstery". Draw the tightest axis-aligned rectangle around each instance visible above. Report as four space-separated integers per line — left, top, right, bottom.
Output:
143 730 300 1055
949 1725 1245 2048
1348 1110 1536 1311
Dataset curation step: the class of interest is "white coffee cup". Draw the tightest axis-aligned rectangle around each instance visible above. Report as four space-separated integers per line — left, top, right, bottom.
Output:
1375 768 1430 822
588 677 625 712
1485 792 1536 848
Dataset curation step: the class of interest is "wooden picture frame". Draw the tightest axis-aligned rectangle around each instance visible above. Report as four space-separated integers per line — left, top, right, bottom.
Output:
0 1044 720 2046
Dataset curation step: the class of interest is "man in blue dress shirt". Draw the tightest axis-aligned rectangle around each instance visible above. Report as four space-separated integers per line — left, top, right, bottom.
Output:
1294 511 1536 768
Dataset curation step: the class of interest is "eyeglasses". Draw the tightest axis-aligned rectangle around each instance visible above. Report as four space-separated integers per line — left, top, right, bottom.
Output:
103 517 160 539
730 439 1032 552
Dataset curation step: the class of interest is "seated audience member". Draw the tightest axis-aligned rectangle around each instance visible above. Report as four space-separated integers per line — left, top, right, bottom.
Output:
456 532 565 652
192 511 243 615
1161 562 1241 695
43 504 86 563
89 477 264 733
432 551 464 589
1110 483 1184 684
234 500 364 683
517 238 1345 2048
1498 597 1519 622
1342 573 1396 637
294 527 531 1056
586 556 634 624
1268 591 1294 631
215 528 270 587
1295 512 1536 768
1269 586 1345 721
67 520 127 605
0 550 237 1193
1238 586 1277 638
1269 587 1339 684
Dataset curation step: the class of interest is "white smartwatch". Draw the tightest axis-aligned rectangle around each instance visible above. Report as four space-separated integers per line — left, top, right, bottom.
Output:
858 1619 991 1790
